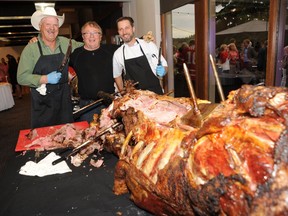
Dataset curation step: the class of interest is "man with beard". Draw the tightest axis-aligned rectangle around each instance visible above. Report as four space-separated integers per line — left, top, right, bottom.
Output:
69 21 118 122
17 7 83 128
113 16 168 95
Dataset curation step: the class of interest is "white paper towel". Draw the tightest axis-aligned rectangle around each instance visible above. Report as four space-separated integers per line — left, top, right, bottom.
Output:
36 84 47 95
19 152 72 177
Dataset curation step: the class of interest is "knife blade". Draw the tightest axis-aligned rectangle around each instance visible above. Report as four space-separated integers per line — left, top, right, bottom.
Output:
158 42 162 66
157 42 164 90
52 140 92 165
58 39 72 73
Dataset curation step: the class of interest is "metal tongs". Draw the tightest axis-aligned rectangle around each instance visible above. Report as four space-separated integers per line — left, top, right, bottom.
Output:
52 122 122 165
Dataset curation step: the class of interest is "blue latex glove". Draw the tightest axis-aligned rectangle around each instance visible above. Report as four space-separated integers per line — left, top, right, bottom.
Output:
156 65 166 77
47 71 62 84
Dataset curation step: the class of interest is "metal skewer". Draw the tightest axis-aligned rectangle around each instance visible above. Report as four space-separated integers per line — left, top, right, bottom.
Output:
73 82 139 119
181 63 203 128
209 54 225 102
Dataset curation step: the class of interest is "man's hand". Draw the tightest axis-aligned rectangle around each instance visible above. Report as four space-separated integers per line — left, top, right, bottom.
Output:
47 71 62 84
29 37 38 44
156 65 166 77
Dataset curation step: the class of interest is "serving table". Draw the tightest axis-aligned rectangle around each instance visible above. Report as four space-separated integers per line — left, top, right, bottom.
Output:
0 150 152 216
0 82 15 111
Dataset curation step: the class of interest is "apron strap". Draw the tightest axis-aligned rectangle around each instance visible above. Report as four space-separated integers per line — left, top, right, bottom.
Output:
37 41 64 56
37 41 43 56
122 39 145 60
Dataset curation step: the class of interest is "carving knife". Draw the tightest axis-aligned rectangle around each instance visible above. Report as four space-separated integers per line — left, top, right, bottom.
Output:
158 44 162 66
58 39 72 73
157 42 164 89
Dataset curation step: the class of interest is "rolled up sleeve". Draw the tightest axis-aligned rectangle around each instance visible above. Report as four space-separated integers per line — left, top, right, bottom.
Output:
17 44 42 88
113 49 124 78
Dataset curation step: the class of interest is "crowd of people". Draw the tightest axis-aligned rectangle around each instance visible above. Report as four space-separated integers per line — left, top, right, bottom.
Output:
17 7 167 128
172 37 270 77
173 39 196 75
216 38 268 75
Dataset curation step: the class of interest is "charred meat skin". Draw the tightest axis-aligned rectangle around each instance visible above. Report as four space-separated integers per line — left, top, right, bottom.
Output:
250 129 288 215
100 85 288 215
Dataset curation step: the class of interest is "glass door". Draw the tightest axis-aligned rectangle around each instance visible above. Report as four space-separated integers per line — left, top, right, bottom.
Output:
214 0 270 102
172 4 195 97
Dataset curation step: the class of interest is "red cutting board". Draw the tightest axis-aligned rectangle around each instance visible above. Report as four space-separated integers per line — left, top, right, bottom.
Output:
15 121 89 152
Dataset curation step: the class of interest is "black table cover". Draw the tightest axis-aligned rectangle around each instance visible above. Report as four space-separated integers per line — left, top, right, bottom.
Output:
0 150 152 216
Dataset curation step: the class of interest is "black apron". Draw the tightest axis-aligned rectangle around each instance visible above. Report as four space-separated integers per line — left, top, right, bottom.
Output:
123 40 163 95
30 41 73 128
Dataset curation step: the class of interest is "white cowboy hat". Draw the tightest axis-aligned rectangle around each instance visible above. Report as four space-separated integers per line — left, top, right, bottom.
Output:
31 7 65 31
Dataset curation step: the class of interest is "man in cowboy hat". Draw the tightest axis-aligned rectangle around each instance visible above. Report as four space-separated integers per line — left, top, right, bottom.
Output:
17 7 83 128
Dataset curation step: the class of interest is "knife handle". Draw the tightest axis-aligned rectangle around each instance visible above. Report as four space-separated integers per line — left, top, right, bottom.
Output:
52 156 66 166
158 47 162 66
58 147 73 155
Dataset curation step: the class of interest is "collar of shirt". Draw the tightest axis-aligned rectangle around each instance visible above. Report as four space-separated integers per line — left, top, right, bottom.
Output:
38 34 61 54
123 38 140 48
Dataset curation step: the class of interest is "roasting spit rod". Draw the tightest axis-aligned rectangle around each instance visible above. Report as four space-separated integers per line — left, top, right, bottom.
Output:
181 63 221 127
209 54 225 102
73 98 104 120
182 63 203 128
52 122 122 165
183 63 200 114
73 82 139 119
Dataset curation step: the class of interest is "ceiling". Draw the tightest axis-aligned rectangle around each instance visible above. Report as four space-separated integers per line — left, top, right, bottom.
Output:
215 0 270 31
0 0 274 47
0 1 123 47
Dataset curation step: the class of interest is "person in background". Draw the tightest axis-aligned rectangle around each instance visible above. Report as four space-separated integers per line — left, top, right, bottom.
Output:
113 16 168 95
183 39 196 75
281 45 288 87
69 21 119 123
175 42 189 74
17 7 83 128
228 42 239 73
257 40 268 73
218 44 230 73
172 45 178 66
173 45 180 74
254 41 261 53
7 54 22 98
240 38 257 71
0 57 8 71
0 57 8 82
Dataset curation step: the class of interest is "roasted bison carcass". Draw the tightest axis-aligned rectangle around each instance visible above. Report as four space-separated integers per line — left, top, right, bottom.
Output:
99 89 210 156
100 85 288 215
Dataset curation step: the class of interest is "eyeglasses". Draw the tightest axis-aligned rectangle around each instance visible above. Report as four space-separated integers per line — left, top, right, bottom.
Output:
82 32 102 37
